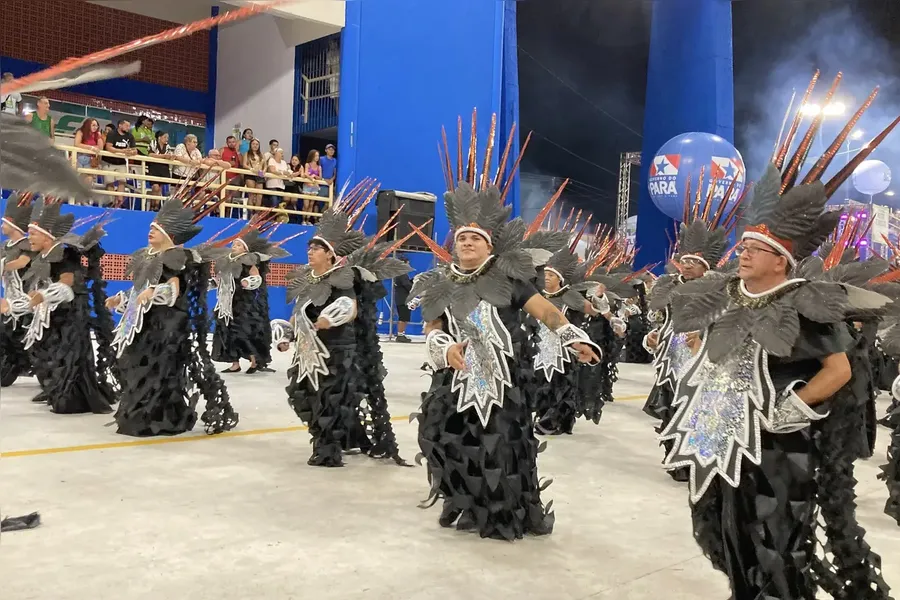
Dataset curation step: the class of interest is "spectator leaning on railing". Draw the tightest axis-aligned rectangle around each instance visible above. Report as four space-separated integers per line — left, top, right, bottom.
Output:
25 96 54 140
1 72 22 115
320 143 337 197
173 134 203 180
103 119 137 207
133 115 155 157
73 118 102 192
265 147 291 209
242 138 266 209
147 130 175 209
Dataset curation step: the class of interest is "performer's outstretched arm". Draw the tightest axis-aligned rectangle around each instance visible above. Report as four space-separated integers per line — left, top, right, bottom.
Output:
523 294 600 364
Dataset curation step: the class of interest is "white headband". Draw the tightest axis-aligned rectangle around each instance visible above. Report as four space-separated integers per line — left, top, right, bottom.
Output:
679 254 710 270
544 266 564 284
27 223 55 240
2 217 25 235
741 231 797 267
454 226 492 245
151 222 174 244
311 236 336 255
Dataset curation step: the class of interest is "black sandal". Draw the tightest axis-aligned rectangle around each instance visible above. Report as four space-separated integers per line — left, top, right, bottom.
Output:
221 366 241 373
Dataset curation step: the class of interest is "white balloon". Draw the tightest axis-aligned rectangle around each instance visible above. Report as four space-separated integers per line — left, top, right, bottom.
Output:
852 159 892 196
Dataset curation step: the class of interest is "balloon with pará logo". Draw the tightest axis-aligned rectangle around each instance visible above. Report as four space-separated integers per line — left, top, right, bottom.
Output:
647 132 746 221
852 159 892 196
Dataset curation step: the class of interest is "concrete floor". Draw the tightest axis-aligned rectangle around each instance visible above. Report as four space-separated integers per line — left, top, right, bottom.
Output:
1 342 898 600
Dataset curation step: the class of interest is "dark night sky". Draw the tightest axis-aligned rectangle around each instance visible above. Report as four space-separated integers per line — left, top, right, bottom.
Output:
517 0 900 225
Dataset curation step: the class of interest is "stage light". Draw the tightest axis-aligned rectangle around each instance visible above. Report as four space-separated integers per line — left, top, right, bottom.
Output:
887 191 896 197
824 102 846 116
851 129 865 140
800 104 821 116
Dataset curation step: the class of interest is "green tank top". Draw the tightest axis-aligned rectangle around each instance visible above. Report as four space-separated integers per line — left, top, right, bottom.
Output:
30 113 52 137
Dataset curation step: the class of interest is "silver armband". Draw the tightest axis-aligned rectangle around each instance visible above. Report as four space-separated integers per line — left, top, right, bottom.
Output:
151 283 177 307
8 295 32 318
42 282 75 308
425 330 455 370
590 293 610 314
610 316 627 335
555 323 602 360
642 329 658 354
271 319 295 344
320 296 354 327
766 380 828 434
241 275 262 290
407 296 422 310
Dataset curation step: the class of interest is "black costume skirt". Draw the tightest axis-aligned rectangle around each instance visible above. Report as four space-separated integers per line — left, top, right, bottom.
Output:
286 345 368 467
0 317 31 387
643 382 689 481
415 364 554 541
115 305 197 436
212 289 272 367
693 426 892 598
30 299 114 414
577 316 616 414
623 314 651 364
534 367 580 435
884 413 900 526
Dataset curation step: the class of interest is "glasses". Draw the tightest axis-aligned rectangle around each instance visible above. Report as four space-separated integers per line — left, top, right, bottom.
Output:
735 244 780 258
679 257 703 267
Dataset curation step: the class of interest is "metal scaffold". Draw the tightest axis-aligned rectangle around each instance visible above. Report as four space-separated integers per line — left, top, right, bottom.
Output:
616 151 641 233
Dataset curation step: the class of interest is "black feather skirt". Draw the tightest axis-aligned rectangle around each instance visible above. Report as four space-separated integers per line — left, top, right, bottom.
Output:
622 314 652 364
414 348 555 541
115 304 198 436
577 315 616 415
534 367 580 435
692 392 893 598
0 317 31 387
882 406 900 526
286 345 368 467
212 287 273 367
30 296 114 414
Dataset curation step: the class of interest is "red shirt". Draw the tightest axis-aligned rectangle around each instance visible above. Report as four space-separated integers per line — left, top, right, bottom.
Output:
222 147 241 179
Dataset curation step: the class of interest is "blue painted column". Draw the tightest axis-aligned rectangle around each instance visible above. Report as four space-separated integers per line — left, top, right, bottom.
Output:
205 5 220 150
337 0 518 240
635 0 734 269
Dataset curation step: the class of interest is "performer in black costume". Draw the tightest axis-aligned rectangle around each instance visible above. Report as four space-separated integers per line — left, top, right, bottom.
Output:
0 195 36 387
409 115 601 540
662 163 893 599
531 247 609 435
110 198 239 436
273 185 410 467
642 213 732 482
11 199 118 414
212 229 286 374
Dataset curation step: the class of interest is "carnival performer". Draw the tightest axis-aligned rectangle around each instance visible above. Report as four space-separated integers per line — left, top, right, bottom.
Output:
641 201 738 481
109 192 239 437
0 194 36 387
212 227 285 374
409 114 601 540
531 247 609 435
10 199 118 414
661 160 893 598
273 181 410 467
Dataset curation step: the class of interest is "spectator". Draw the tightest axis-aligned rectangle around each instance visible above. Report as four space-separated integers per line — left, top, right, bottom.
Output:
1 73 22 115
201 148 230 184
221 135 243 183
263 138 279 163
242 138 265 209
283 155 304 221
132 115 154 157
102 119 137 207
25 97 54 140
173 133 203 180
393 254 413 343
238 127 254 155
73 118 102 193
319 143 337 199
147 130 175 210
265 147 291 210
303 149 322 220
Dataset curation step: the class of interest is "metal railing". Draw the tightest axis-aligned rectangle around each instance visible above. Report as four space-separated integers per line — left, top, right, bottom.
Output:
56 143 334 221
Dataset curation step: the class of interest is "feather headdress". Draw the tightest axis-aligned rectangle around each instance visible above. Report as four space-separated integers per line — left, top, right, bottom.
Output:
2 192 35 234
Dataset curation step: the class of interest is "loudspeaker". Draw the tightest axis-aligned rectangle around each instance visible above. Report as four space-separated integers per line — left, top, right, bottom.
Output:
376 190 437 251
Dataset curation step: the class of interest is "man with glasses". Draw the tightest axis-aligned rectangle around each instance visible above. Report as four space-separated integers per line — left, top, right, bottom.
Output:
660 164 892 599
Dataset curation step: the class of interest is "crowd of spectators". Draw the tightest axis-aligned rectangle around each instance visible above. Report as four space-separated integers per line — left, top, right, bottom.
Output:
1 73 336 222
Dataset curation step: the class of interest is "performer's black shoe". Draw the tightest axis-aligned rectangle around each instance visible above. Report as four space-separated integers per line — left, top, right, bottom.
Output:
668 467 689 483
439 502 461 527
246 367 258 375
221 366 241 373
396 334 411 343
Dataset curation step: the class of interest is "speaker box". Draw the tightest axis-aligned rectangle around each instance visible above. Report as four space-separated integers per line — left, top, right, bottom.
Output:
376 190 437 251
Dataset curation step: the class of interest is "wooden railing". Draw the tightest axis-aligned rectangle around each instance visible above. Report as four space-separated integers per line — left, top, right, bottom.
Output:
56 143 334 221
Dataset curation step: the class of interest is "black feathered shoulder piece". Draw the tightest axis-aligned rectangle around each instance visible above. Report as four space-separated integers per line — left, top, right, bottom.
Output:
127 246 199 290
285 263 355 307
647 273 685 311
669 273 891 362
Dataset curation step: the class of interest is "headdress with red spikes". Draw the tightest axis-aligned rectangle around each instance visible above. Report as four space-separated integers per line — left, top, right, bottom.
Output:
3 192 35 234
747 71 900 265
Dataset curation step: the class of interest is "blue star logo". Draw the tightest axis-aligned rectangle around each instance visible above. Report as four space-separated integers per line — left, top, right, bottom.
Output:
723 162 737 179
655 156 670 174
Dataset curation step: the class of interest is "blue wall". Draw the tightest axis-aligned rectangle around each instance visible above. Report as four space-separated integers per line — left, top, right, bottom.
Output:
0 57 211 117
635 0 735 270
337 0 520 241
